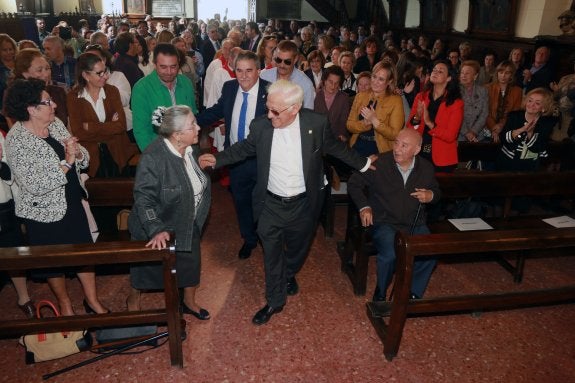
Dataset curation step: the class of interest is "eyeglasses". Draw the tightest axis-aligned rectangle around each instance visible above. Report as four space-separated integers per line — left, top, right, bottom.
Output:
88 68 110 77
273 57 293 66
85 44 102 51
267 104 294 116
37 98 54 107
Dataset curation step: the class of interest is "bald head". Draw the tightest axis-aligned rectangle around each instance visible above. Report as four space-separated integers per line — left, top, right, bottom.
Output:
393 128 422 168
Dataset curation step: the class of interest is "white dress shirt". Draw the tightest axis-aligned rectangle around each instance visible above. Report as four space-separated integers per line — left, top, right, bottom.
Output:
230 82 259 145
267 117 305 197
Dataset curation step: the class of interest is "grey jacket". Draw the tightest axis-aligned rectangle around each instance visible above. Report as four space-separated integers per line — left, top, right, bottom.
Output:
128 138 211 252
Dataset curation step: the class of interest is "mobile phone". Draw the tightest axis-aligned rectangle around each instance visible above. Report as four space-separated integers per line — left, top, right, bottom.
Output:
359 100 376 120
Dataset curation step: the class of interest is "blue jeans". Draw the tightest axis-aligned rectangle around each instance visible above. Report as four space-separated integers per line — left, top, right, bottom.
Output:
371 223 436 298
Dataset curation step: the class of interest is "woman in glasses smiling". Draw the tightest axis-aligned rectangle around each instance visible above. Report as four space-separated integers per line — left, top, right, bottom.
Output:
67 52 137 177
4 78 108 315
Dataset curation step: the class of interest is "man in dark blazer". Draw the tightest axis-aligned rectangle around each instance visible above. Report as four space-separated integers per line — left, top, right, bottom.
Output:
241 21 262 53
201 24 220 67
199 80 375 325
196 51 269 260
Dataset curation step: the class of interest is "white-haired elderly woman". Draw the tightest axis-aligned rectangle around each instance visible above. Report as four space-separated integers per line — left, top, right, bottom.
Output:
127 105 211 320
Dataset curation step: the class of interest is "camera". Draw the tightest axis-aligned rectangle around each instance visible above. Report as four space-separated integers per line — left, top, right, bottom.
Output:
58 26 72 40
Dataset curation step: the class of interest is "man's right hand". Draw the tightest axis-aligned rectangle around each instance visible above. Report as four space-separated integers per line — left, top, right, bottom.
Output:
198 153 216 169
359 207 373 227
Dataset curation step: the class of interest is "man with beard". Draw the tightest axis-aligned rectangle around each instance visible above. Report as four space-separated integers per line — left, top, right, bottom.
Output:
132 43 198 150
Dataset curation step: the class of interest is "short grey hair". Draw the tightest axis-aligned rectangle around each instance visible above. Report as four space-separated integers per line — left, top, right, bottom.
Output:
158 105 194 137
267 80 304 106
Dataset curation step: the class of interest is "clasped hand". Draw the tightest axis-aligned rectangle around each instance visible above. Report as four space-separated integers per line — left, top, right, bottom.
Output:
62 136 81 163
198 154 216 169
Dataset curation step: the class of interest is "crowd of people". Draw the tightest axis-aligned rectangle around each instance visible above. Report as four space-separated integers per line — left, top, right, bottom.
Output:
0 12 573 325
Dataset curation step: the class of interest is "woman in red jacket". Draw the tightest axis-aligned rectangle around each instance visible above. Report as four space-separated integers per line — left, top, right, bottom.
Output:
406 60 463 172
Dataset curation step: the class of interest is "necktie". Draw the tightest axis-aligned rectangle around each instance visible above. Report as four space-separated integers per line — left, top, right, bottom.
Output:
238 92 249 141
215 40 220 50
249 39 254 51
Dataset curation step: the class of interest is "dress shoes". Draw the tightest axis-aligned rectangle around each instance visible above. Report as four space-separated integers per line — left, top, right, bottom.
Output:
181 302 211 320
252 304 283 325
286 277 299 296
409 292 421 300
238 242 256 259
18 300 36 319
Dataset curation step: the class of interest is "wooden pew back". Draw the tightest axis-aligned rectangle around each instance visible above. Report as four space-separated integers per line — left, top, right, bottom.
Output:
0 241 184 367
373 228 575 361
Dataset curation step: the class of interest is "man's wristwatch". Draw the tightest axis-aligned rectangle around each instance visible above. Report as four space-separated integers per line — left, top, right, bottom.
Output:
60 160 73 170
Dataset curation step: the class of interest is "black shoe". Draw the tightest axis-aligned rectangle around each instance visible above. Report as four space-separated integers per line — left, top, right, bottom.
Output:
252 304 283 325
18 300 36 319
83 299 110 314
286 277 299 296
182 303 211 320
409 292 421 300
238 242 256 259
372 293 386 302
372 286 386 302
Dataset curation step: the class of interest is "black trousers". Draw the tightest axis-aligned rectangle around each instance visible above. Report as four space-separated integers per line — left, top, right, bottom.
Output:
257 194 317 308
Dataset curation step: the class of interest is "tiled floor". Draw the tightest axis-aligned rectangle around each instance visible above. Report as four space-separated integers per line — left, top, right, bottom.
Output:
0 184 574 382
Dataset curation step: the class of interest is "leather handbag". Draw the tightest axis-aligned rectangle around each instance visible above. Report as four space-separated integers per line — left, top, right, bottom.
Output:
19 300 92 363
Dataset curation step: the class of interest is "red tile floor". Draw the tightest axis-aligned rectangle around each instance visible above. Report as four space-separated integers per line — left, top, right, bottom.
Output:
0 184 574 382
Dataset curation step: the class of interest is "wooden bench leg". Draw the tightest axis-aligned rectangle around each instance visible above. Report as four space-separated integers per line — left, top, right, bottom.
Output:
163 253 183 368
352 229 370 296
514 253 525 283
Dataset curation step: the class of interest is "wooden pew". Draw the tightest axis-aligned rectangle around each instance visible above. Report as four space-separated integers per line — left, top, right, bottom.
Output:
85 177 135 207
340 170 575 295
0 241 184 368
367 228 575 361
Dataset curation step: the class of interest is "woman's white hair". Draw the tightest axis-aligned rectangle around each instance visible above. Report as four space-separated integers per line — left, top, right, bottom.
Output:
158 105 193 137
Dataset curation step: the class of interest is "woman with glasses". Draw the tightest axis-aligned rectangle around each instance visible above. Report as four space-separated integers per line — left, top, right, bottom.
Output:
256 35 277 70
84 44 135 141
347 61 404 156
127 105 211 319
4 78 108 315
67 52 137 177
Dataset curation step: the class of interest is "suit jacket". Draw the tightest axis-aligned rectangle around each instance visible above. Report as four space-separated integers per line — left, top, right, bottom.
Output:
241 35 262 52
201 39 218 66
196 78 270 148
215 109 368 220
524 63 555 92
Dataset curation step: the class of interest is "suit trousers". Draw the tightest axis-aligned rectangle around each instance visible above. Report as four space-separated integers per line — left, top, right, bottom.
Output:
257 194 316 308
229 158 258 247
371 223 436 298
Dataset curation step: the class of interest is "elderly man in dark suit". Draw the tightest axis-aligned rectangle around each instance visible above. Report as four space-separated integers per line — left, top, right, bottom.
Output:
196 51 269 260
199 80 375 325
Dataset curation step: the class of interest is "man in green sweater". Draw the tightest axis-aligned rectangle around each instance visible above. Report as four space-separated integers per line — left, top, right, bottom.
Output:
132 43 198 151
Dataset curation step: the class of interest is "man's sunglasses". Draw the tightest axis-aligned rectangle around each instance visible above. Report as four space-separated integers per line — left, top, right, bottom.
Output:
273 57 293 66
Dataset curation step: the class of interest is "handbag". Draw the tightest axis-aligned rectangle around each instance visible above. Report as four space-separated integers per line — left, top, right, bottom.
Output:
19 300 92 363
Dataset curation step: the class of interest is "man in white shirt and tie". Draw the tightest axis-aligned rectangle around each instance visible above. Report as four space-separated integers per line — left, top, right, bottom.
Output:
199 80 375 325
196 51 269 260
